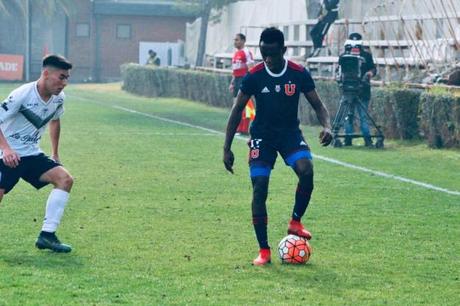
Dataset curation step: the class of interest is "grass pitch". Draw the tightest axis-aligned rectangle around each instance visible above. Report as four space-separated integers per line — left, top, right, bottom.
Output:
0 83 458 305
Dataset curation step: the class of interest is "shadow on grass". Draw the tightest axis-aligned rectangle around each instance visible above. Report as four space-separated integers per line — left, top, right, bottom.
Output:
250 260 346 291
1 251 84 270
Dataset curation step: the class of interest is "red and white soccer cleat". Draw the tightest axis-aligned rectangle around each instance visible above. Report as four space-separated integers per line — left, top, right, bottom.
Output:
287 220 312 240
252 248 271 266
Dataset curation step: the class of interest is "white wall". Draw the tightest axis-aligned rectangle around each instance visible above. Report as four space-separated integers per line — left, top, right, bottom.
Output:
185 0 460 65
186 0 307 64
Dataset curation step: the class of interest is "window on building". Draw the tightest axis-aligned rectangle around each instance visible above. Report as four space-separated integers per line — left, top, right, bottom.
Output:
117 24 131 39
76 23 90 37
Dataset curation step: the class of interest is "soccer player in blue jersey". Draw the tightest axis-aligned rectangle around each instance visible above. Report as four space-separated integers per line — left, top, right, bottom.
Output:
223 27 333 266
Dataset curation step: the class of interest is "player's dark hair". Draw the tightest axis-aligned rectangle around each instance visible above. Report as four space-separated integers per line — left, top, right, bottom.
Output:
42 54 72 70
236 33 246 41
259 27 284 47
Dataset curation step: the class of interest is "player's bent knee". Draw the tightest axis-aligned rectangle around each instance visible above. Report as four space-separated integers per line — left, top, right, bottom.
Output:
51 172 74 191
59 174 74 191
299 165 314 179
294 159 314 177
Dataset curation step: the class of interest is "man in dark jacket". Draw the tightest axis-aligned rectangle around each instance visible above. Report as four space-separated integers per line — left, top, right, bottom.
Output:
341 32 377 147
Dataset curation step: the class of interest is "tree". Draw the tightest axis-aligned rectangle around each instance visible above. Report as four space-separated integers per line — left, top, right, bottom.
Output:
176 0 242 66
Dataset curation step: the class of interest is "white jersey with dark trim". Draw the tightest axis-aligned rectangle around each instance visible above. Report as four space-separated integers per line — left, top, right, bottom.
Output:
0 81 65 157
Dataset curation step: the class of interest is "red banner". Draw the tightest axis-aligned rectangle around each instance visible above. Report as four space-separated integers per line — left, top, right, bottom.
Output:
0 54 24 81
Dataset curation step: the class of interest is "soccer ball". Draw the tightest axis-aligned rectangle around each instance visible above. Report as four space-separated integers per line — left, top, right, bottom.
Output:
278 234 312 264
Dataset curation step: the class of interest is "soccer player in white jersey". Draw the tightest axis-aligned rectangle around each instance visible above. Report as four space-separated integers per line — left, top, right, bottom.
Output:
0 55 74 253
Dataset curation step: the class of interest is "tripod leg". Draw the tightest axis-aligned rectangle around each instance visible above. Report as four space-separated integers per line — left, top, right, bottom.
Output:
356 98 384 148
331 97 351 147
344 100 355 146
332 98 347 134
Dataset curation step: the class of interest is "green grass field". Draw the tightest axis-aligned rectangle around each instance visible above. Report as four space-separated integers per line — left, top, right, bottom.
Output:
0 82 458 305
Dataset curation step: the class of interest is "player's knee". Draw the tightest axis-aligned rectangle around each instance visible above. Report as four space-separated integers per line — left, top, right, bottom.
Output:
57 173 74 191
299 167 313 180
295 159 314 178
63 174 74 190
297 163 314 190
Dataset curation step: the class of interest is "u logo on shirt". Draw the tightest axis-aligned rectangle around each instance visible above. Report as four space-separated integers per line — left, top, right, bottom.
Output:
284 84 296 96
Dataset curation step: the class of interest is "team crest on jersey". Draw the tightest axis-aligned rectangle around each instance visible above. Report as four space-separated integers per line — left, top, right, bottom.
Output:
284 84 296 96
275 85 281 92
250 149 260 159
249 139 262 159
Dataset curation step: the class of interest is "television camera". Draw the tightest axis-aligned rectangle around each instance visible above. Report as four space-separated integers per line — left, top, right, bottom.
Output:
331 39 384 148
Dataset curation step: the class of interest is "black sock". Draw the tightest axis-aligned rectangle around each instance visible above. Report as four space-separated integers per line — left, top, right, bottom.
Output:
253 215 269 249
292 175 314 221
40 231 55 237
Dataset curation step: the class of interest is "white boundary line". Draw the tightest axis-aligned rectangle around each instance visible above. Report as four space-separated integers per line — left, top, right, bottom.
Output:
76 97 460 197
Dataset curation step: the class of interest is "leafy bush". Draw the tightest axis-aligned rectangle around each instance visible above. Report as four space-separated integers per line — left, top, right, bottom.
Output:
121 64 233 108
371 85 421 140
419 91 460 148
121 64 459 148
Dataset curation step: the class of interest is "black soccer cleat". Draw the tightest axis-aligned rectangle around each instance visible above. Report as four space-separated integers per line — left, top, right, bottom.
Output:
35 232 72 253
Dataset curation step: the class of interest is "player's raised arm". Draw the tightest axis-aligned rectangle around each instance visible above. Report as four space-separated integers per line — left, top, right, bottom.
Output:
223 90 251 173
304 90 333 146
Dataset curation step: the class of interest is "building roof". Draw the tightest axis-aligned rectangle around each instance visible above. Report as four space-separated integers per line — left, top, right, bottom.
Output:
94 0 198 17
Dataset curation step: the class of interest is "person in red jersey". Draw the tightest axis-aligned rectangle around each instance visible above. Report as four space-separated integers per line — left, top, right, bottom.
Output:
229 33 254 135
223 27 333 266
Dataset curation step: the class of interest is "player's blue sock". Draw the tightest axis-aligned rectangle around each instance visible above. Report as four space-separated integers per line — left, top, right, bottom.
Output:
292 176 313 221
253 215 270 249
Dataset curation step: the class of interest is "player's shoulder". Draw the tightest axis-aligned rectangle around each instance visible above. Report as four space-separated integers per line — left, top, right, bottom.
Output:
287 60 306 73
7 82 35 101
248 62 264 75
56 91 66 101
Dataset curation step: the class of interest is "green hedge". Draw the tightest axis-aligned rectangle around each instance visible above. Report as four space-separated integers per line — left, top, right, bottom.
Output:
121 64 233 108
371 86 421 140
419 91 460 148
121 64 459 148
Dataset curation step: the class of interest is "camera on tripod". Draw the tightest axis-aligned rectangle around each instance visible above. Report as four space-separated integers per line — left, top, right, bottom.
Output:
336 41 368 93
331 37 385 148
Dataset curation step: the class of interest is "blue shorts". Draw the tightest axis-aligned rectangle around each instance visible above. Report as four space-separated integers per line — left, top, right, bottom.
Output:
248 130 312 177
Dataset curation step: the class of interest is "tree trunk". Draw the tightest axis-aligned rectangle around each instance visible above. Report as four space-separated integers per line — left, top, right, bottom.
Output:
195 0 211 67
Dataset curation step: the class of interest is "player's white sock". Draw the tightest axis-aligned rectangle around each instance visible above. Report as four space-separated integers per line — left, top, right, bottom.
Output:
41 189 70 233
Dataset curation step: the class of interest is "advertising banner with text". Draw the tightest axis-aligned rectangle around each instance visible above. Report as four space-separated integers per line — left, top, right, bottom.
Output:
0 54 24 81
